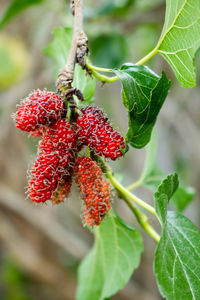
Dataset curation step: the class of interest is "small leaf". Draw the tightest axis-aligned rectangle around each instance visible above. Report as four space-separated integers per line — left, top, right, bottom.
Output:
157 0 200 87
125 71 171 148
154 173 179 223
146 171 194 213
0 0 44 29
154 211 200 300
44 27 96 102
77 211 143 300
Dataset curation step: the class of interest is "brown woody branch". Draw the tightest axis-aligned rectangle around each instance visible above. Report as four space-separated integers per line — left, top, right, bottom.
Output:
57 0 88 91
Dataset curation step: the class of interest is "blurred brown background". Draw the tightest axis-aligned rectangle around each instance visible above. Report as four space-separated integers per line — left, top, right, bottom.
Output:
0 0 200 299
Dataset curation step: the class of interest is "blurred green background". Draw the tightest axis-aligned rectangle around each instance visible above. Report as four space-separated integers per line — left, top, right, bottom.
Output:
0 0 200 299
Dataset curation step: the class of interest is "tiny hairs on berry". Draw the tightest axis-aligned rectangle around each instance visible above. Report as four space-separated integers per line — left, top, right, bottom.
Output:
15 89 65 132
74 157 111 226
28 120 76 203
76 106 126 160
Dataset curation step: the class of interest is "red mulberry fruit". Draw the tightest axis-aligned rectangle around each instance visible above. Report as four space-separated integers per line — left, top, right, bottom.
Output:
74 157 111 226
28 119 76 203
15 89 65 132
76 106 126 160
29 127 45 138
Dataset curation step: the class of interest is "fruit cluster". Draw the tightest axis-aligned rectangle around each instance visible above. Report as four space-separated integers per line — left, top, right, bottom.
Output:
14 89 126 225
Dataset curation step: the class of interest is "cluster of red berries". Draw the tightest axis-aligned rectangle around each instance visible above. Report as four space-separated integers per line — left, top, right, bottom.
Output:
29 119 76 203
14 89 126 225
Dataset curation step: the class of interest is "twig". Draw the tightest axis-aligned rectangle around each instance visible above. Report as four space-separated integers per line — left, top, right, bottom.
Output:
57 0 88 91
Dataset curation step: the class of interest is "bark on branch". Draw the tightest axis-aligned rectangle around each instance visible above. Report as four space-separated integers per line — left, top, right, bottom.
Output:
57 0 88 91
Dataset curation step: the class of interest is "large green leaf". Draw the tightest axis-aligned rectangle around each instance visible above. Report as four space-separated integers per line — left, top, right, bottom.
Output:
154 213 200 300
154 174 200 300
157 0 200 88
77 211 143 300
124 70 171 148
0 0 44 29
44 27 96 102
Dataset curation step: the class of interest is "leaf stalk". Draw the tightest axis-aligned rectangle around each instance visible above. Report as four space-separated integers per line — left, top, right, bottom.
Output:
86 47 158 83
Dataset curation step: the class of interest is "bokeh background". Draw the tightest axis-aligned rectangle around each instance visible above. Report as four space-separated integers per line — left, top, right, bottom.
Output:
0 0 200 299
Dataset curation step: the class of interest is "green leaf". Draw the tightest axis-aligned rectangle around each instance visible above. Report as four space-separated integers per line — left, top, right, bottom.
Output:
113 64 171 148
154 211 200 300
77 211 143 300
157 0 200 88
124 70 171 148
154 173 179 223
0 0 44 29
145 170 194 213
114 64 160 112
154 173 200 299
44 27 96 102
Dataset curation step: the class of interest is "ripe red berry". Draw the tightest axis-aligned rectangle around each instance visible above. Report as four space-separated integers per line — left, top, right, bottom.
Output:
76 106 126 160
15 89 65 132
28 119 76 203
29 127 45 138
74 157 111 226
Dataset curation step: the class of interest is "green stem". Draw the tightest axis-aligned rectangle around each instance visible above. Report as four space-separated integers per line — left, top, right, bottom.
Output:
127 179 143 191
89 68 119 83
86 60 113 73
135 47 158 66
86 47 158 83
122 195 160 242
86 60 118 83
106 170 157 217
